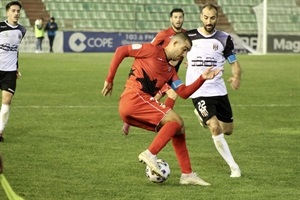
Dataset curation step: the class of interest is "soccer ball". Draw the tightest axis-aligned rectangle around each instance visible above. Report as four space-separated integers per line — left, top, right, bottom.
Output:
145 159 170 183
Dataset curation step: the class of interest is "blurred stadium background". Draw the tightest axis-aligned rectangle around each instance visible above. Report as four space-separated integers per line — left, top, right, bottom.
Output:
1 0 299 54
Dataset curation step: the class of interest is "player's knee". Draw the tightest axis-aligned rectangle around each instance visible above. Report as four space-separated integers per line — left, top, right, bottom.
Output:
222 124 234 135
209 124 222 135
223 128 233 135
2 93 13 105
171 120 185 135
169 118 183 128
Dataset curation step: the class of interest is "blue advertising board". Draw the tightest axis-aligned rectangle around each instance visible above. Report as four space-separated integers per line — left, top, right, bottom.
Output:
63 32 156 52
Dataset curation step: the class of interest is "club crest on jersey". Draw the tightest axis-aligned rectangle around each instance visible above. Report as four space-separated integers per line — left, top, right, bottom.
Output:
213 44 218 51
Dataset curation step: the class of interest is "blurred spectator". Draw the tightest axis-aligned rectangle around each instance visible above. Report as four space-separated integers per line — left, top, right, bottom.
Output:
34 17 45 53
45 17 58 53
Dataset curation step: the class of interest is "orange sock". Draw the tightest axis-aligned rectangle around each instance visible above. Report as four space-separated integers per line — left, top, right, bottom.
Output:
172 133 192 174
164 97 175 108
148 121 181 155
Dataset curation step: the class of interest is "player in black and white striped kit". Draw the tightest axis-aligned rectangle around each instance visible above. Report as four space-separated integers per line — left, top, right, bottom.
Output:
186 4 242 177
0 1 26 142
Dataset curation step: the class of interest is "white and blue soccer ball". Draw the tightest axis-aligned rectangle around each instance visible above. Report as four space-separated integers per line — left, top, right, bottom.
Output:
145 159 171 183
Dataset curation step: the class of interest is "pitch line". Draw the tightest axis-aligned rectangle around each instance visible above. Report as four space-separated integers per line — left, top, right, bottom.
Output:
13 104 300 109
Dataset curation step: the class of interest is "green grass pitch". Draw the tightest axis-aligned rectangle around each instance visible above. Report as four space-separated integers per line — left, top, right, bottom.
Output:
0 53 299 200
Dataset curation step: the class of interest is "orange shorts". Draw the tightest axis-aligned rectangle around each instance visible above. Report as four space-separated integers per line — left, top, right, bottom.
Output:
119 92 171 132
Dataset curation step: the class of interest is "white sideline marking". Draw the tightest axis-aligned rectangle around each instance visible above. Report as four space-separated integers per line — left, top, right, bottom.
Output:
14 104 300 109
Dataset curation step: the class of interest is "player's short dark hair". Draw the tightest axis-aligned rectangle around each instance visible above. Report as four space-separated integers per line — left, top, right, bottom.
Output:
173 32 192 47
170 8 184 17
6 1 22 11
201 3 218 16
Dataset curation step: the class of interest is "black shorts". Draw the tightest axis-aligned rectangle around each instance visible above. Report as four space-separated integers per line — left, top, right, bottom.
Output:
192 95 233 123
0 71 17 94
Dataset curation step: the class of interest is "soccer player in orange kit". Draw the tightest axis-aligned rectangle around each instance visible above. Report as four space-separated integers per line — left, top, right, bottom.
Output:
122 8 186 135
102 32 221 186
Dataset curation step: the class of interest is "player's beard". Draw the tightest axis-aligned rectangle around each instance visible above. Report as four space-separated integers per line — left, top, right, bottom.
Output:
172 22 182 31
204 23 216 33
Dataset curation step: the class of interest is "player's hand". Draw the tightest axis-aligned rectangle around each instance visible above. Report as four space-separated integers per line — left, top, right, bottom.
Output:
227 76 240 90
165 89 177 100
202 67 222 80
101 81 113 96
16 70 22 79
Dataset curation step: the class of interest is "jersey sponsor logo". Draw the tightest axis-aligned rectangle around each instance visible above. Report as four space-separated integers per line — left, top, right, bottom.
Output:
18 33 22 41
0 43 18 52
131 44 142 50
213 44 218 51
191 56 217 67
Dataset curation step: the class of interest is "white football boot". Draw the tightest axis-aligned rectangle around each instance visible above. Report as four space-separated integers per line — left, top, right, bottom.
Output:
180 172 211 186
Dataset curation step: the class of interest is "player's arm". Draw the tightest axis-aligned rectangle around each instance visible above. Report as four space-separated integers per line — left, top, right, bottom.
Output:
102 45 130 96
224 36 242 90
102 44 151 96
228 60 241 90
105 45 130 82
16 28 26 79
170 67 221 99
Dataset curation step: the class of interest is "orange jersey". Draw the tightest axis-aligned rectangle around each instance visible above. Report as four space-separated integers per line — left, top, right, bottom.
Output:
106 43 179 97
151 27 187 48
106 43 206 100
